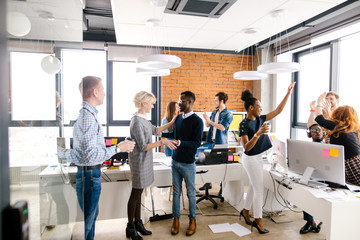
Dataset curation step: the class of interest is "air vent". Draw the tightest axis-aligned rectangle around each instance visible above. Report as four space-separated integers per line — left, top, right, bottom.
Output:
165 0 237 18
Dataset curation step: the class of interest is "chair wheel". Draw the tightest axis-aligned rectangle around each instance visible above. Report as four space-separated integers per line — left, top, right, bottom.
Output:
220 198 224 202
213 205 217 209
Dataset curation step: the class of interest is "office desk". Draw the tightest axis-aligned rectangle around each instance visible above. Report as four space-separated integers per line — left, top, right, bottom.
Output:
262 164 360 240
39 158 243 232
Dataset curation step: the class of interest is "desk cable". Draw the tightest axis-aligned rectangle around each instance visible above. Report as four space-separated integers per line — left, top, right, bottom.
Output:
268 171 302 213
222 163 228 183
58 161 71 185
101 169 112 182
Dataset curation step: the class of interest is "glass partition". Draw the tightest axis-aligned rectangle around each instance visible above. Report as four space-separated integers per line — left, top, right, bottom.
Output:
7 0 84 239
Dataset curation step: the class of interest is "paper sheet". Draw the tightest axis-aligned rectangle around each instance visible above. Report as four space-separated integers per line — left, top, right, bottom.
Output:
326 190 348 200
208 223 232 233
230 223 251 237
308 188 332 198
208 223 251 237
308 188 349 200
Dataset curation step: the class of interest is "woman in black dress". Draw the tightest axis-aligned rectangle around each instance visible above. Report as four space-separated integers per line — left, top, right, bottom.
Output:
315 93 360 186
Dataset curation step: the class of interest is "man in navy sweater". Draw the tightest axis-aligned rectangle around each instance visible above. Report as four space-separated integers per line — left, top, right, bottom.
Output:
162 91 203 236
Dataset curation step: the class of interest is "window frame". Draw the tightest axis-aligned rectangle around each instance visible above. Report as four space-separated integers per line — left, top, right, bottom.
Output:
290 40 339 138
9 50 161 138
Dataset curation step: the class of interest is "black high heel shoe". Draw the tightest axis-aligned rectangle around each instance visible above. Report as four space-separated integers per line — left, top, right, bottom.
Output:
251 221 269 234
239 210 252 225
134 220 152 235
125 223 143 240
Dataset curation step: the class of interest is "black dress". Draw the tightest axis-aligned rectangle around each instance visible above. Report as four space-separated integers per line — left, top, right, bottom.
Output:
315 115 360 186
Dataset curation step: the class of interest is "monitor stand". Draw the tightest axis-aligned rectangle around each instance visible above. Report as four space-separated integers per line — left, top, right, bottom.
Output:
299 167 315 185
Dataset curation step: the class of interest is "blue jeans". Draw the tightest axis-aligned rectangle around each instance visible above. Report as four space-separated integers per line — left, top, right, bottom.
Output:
76 168 102 240
172 160 196 219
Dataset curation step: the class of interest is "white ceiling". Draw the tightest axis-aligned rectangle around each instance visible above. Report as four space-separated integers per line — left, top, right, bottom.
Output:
7 0 83 42
7 0 348 51
111 0 347 51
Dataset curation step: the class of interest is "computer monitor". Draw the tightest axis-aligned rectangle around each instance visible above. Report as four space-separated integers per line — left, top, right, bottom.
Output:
204 147 229 165
70 137 128 162
228 113 243 131
104 137 128 162
287 139 346 185
271 137 287 170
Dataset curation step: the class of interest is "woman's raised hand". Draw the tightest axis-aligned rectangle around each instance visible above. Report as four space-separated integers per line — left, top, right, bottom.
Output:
287 82 296 94
310 100 316 111
317 92 327 106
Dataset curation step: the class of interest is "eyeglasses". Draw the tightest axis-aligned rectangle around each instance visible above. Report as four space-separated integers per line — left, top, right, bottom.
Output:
311 128 322 133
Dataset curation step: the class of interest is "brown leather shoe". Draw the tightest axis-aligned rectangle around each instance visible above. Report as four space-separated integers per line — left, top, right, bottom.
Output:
186 219 196 236
171 218 179 235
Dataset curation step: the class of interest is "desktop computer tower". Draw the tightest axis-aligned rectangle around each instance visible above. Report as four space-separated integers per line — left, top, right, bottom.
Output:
2 200 29 240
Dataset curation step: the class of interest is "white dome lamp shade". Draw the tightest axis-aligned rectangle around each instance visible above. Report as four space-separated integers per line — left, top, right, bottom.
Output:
233 71 267 80
137 54 181 70
136 68 170 77
257 62 300 74
41 55 62 75
7 11 31 37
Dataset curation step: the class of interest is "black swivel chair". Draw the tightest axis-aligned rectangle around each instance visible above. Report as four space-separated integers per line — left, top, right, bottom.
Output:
196 174 224 209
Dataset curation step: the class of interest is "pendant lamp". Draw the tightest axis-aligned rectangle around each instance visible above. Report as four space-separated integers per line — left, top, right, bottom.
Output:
257 62 300 74
137 54 181 70
41 55 61 75
233 71 267 80
136 2 181 73
257 9 300 74
233 39 268 80
7 11 31 37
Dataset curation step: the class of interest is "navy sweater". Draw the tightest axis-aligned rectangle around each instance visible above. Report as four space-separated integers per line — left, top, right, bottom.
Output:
162 113 203 164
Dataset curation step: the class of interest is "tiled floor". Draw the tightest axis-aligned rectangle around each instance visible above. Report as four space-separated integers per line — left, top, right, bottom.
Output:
11 183 326 240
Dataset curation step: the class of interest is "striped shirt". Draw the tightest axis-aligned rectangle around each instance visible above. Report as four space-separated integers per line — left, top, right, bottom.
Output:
58 101 116 166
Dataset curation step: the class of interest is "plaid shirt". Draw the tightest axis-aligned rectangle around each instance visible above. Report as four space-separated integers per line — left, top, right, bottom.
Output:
58 101 116 166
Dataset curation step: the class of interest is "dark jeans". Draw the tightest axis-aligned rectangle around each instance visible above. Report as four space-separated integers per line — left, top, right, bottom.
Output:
76 168 102 240
303 211 314 222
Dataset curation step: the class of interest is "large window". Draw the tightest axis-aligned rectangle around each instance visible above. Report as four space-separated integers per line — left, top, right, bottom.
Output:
9 52 59 166
62 49 107 124
290 25 360 139
293 44 331 127
111 61 152 122
338 32 360 111
10 52 56 121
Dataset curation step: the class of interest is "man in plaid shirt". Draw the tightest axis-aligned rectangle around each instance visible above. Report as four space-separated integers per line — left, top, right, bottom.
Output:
58 76 135 240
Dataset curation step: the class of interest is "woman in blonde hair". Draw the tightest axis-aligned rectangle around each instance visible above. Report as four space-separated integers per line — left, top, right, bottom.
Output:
162 101 180 156
126 91 178 240
315 93 360 186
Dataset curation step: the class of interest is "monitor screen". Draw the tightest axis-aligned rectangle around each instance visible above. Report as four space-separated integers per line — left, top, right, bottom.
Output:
287 139 345 185
104 137 128 161
228 113 243 131
272 137 287 170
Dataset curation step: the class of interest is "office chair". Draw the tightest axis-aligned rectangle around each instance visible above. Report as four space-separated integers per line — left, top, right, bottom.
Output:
196 177 224 209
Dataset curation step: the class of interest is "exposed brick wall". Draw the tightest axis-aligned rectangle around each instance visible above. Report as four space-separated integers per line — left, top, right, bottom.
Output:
160 51 253 118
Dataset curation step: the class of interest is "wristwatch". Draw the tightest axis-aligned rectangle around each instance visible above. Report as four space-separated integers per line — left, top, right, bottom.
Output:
115 145 121 153
161 139 165 145
254 133 259 138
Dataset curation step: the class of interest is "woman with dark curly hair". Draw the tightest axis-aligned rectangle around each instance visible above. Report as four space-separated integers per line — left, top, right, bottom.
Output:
239 82 296 234
315 93 360 186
